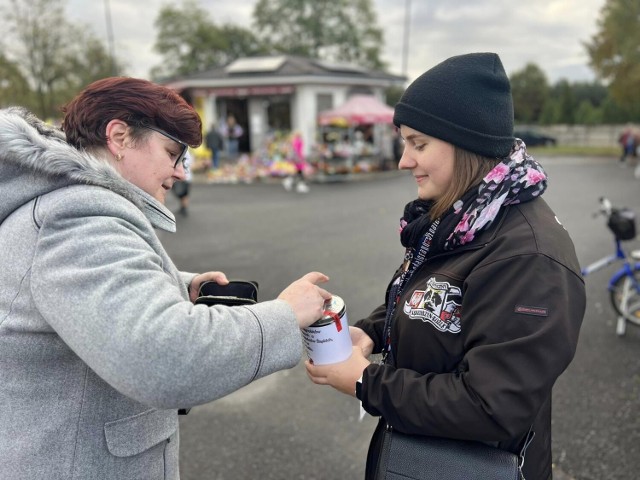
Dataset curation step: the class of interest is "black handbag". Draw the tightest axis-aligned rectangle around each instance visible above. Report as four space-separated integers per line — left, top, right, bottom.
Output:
194 279 259 307
607 207 636 241
375 423 534 480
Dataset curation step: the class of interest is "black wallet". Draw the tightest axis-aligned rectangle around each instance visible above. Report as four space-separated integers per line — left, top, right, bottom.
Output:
194 280 259 307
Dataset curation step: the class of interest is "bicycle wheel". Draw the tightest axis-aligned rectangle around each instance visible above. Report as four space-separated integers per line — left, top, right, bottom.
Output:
609 267 640 327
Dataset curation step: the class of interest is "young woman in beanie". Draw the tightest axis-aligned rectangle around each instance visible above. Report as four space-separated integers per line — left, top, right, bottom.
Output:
306 53 585 480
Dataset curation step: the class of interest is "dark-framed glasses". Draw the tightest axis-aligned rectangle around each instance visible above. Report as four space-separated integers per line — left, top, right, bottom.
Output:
143 125 189 168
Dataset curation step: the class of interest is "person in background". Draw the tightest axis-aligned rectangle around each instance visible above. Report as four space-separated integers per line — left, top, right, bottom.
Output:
0 77 331 480
205 122 224 170
172 150 192 216
618 124 637 165
283 131 309 193
221 114 243 159
306 53 585 480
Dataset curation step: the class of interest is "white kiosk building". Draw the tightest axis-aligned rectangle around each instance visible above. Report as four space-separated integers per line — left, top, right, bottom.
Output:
162 55 405 157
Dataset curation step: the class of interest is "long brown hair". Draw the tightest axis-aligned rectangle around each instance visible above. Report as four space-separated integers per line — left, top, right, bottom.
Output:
428 148 501 220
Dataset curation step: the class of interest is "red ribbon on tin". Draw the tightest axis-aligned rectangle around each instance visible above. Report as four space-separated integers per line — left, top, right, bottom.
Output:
323 310 343 332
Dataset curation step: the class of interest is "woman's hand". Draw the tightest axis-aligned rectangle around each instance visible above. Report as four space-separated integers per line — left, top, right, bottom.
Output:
305 346 371 397
350 326 374 357
277 272 332 328
188 271 229 302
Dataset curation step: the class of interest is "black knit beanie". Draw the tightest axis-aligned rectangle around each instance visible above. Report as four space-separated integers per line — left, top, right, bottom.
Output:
393 52 515 158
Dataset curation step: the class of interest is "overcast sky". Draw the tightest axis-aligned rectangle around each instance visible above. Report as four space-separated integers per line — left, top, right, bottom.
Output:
65 0 605 85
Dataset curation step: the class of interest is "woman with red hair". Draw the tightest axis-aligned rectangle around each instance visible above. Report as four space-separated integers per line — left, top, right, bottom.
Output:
0 77 330 480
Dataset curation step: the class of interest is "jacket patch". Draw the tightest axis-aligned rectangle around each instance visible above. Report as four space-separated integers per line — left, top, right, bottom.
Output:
403 277 462 333
515 305 548 317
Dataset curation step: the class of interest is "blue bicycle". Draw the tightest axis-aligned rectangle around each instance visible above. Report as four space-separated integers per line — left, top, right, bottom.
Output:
581 197 640 336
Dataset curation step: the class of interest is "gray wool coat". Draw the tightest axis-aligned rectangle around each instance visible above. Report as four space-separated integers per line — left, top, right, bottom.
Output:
0 108 303 480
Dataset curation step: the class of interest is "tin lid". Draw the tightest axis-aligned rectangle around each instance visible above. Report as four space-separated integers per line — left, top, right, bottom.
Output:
310 295 346 327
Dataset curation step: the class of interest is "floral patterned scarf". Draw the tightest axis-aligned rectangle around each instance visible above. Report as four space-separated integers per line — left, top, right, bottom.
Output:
383 140 547 362
399 139 547 254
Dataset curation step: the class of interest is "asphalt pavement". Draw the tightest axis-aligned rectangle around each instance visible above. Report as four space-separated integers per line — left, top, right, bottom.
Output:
159 156 640 480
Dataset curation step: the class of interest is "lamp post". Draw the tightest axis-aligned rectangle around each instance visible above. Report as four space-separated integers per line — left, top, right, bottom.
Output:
104 0 116 75
401 0 412 78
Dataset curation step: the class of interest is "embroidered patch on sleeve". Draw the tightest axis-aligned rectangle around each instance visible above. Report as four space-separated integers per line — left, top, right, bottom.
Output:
515 305 548 317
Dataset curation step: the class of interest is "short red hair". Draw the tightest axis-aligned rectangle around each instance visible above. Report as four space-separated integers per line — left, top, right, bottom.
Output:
61 77 202 150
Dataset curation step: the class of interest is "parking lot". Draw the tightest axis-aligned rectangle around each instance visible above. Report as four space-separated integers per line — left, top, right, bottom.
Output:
160 155 640 480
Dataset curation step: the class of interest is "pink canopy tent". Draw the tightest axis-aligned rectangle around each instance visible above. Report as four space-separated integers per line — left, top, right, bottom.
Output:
318 94 395 126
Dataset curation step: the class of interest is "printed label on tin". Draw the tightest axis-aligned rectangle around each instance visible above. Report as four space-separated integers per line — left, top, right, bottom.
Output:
302 310 352 365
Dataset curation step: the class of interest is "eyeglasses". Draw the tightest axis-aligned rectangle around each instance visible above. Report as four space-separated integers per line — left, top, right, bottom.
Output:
143 125 189 168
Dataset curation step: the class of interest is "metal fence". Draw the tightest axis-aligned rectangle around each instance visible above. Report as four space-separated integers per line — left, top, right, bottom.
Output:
519 124 627 147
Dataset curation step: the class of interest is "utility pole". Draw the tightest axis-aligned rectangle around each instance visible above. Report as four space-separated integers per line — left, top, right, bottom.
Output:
104 0 116 75
401 0 412 78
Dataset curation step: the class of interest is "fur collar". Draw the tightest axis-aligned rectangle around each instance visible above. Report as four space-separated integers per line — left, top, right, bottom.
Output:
0 107 176 232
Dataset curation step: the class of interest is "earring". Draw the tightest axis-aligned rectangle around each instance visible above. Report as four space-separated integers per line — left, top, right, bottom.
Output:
115 153 123 162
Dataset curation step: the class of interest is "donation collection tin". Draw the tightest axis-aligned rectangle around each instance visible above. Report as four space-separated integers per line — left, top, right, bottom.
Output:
301 295 352 365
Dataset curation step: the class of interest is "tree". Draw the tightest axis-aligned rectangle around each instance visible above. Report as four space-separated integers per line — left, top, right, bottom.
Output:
0 53 33 110
59 29 125 101
509 63 549 124
385 85 405 108
219 24 268 62
252 0 386 70
538 98 560 125
3 0 71 117
586 0 640 116
2 0 121 119
574 100 602 125
601 95 630 123
571 81 608 109
152 0 264 80
552 80 577 125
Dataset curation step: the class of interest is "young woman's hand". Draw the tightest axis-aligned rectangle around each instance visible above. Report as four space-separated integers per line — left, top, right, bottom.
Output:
350 326 374 357
305 346 371 397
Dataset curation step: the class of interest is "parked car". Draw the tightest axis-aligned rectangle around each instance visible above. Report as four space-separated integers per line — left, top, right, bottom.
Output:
514 130 557 147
